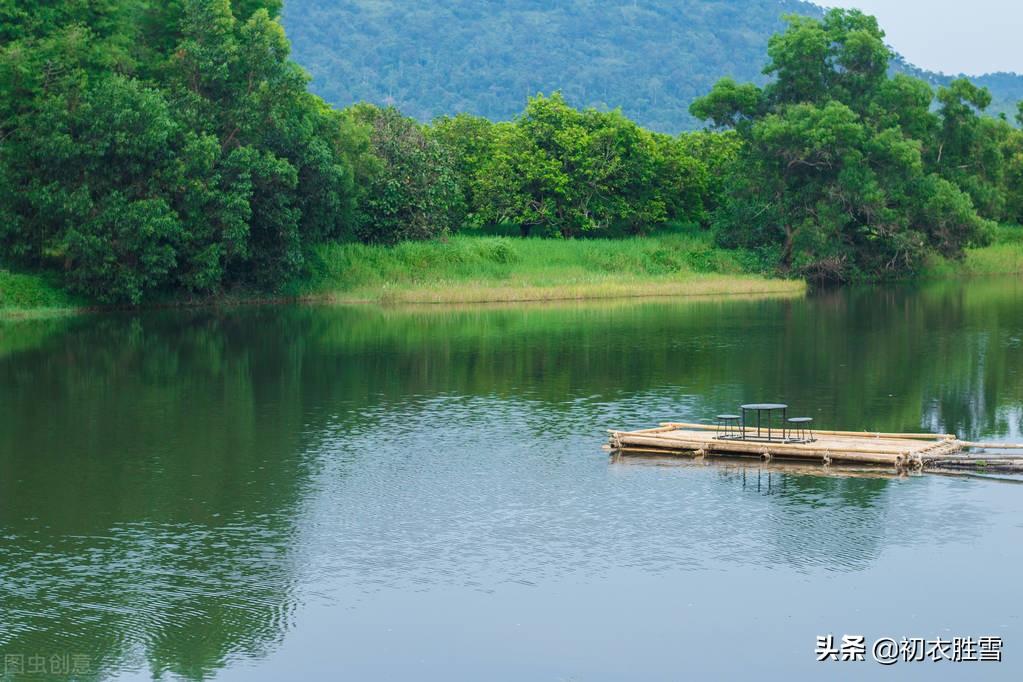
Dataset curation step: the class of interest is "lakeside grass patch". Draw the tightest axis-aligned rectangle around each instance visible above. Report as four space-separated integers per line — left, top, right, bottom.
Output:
363 276 806 305
301 234 804 303
0 269 85 318
18 227 1023 315
923 225 1023 278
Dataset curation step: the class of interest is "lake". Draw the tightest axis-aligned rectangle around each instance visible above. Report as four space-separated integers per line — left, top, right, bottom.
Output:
2 278 1022 680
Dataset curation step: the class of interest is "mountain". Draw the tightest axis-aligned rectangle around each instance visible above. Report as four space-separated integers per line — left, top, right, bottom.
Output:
281 0 1023 132
893 56 1023 123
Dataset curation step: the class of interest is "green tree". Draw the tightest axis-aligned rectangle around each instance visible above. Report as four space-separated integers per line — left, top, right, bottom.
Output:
0 0 357 302
930 79 1013 222
4 74 187 302
673 130 742 223
345 104 462 244
1002 104 1023 222
476 93 685 238
169 1 356 286
692 9 992 281
428 113 497 229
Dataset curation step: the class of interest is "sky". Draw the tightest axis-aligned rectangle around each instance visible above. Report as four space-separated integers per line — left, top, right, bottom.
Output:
823 1 1022 75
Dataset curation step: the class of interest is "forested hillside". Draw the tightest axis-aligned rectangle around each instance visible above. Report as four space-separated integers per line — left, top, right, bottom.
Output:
282 0 1023 132
895 56 1023 126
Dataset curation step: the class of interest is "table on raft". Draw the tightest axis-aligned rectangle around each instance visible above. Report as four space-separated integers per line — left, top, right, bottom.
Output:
733 403 789 442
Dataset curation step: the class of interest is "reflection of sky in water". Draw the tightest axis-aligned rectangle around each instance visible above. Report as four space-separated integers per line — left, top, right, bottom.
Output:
1 277 1023 680
299 396 985 589
262 395 1021 681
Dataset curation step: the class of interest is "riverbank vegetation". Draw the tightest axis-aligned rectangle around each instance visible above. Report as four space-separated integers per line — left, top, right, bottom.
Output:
2 2 1023 310
300 233 804 304
0 269 84 315
922 225 1023 279
9 227 1023 316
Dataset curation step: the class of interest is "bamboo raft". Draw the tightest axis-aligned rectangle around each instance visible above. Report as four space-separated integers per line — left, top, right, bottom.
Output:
607 422 1023 473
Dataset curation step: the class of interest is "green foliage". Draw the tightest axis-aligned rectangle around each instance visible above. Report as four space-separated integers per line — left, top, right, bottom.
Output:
459 93 715 238
921 225 1023 278
428 113 498 228
0 0 133 44
303 233 777 302
1003 124 1023 222
692 9 998 281
0 0 356 303
3 1 1023 306
344 104 462 244
930 78 1021 223
675 130 742 218
0 268 83 311
689 78 764 130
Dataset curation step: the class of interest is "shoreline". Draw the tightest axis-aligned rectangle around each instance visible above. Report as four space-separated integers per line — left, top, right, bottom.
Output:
323 274 806 306
5 230 1023 321
8 269 1023 322
0 273 806 321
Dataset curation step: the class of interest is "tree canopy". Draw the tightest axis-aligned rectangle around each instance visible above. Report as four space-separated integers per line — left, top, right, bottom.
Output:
690 9 1012 281
1 0 356 302
461 94 728 238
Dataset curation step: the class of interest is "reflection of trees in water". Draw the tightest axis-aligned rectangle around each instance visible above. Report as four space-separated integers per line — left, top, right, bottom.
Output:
774 280 1023 439
913 280 1023 438
0 312 317 679
1 277 1022 675
297 278 1023 437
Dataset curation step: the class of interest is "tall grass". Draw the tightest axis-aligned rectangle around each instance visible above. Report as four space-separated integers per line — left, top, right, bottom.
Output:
923 224 1023 278
0 269 84 318
10 226 1023 315
302 233 803 303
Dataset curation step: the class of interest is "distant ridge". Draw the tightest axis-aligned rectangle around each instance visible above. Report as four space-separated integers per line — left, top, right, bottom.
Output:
282 0 1023 132
892 55 1023 121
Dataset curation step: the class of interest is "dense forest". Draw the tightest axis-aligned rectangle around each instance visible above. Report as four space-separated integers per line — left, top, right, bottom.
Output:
691 11 1021 278
281 0 1023 133
1 0 356 303
1 1 1022 304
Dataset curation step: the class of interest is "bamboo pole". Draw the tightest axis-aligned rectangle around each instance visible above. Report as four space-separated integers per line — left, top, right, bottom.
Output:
929 457 1023 465
612 451 910 479
613 434 906 467
924 458 1023 473
607 425 678 436
827 452 908 466
659 422 955 440
958 441 1023 449
627 431 920 456
917 439 956 453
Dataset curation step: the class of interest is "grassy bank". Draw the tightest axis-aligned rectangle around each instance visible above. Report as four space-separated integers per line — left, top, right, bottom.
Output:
0 269 87 319
299 234 805 304
14 227 1023 318
922 225 1023 278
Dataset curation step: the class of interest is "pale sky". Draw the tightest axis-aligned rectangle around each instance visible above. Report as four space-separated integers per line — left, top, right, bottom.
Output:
823 1 1022 75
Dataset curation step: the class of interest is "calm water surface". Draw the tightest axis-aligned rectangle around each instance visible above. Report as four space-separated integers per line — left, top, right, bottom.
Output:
2 278 1023 680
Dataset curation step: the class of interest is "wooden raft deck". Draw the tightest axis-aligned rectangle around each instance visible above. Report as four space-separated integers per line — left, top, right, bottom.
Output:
608 422 963 470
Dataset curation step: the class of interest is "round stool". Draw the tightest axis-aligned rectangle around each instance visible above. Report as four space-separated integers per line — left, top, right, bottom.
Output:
787 417 814 442
716 414 741 439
